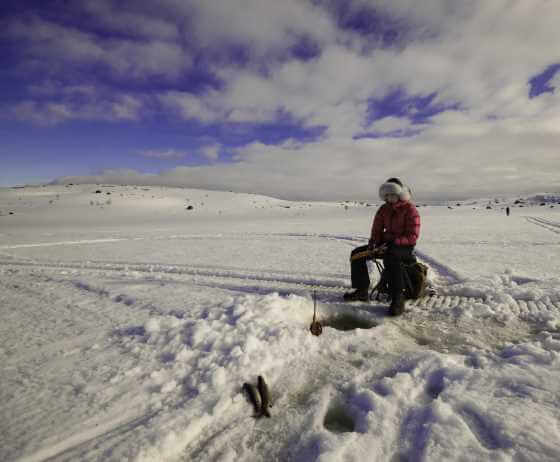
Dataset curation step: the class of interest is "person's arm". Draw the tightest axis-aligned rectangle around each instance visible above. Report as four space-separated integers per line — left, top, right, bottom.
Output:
370 206 385 247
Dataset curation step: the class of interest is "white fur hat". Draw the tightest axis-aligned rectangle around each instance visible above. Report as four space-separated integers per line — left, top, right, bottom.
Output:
379 178 411 201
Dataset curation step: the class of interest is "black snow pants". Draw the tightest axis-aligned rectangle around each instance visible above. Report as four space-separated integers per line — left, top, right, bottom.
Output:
350 244 415 299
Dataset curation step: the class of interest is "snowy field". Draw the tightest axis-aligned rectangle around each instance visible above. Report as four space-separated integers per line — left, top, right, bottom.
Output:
1 184 560 462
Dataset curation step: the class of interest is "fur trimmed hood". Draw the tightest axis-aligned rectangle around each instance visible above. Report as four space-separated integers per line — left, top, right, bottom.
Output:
378 178 411 202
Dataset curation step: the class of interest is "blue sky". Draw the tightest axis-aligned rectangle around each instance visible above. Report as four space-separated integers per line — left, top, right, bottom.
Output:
1 0 559 200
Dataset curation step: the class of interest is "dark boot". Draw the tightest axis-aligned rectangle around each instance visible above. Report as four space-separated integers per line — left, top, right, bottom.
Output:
343 288 369 302
389 295 406 316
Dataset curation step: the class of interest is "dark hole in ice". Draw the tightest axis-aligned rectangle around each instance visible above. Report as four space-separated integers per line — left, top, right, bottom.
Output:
426 369 446 399
324 402 355 433
160 352 176 363
114 325 145 337
390 452 411 462
322 314 377 331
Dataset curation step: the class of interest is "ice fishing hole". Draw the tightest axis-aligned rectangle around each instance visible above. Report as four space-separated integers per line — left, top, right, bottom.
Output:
390 452 411 462
322 314 378 331
415 336 432 346
324 402 355 433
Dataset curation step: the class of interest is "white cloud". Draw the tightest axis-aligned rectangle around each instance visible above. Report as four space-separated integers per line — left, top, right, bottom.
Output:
139 149 187 160
6 17 103 63
78 0 180 40
29 82 98 97
7 0 560 199
6 17 190 80
53 122 560 201
106 40 188 79
12 101 73 125
111 95 143 121
367 116 416 134
183 0 338 56
10 1 560 131
200 145 220 161
550 72 560 91
57 169 158 186
159 91 224 123
11 94 144 125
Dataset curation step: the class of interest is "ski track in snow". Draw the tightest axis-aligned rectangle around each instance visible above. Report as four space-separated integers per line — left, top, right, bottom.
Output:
0 238 133 249
1 226 558 324
0 230 454 292
0 231 366 251
412 249 465 285
525 216 560 235
1 251 557 363
0 256 483 309
0 272 156 461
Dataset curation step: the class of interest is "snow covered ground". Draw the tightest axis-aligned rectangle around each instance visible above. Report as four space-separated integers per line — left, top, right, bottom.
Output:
1 184 559 462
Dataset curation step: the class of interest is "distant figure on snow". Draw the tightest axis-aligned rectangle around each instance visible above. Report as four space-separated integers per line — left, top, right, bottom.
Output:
343 178 421 316
506 206 510 216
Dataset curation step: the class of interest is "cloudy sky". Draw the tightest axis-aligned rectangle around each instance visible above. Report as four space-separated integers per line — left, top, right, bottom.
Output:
1 0 559 200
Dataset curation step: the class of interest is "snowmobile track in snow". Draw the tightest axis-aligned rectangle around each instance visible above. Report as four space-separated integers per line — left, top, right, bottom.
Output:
1 257 558 316
525 216 560 235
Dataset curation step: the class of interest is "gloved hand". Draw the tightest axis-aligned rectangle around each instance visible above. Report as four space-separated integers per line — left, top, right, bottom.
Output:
377 242 389 252
368 238 375 251
370 241 387 257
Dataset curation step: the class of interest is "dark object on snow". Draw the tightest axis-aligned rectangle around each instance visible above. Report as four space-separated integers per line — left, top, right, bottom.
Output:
506 207 510 216
242 383 262 416
243 376 272 418
95 190 102 194
257 376 272 418
343 288 369 302
404 261 429 299
350 245 424 303
186 205 194 210
309 290 322 336
369 256 429 302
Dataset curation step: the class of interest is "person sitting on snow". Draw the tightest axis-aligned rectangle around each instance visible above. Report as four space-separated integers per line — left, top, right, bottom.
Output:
343 177 421 316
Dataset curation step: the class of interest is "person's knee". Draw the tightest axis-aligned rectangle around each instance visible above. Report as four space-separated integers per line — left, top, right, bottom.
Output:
384 254 401 266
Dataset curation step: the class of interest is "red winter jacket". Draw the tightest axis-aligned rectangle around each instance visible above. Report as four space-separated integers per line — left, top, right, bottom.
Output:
371 200 420 247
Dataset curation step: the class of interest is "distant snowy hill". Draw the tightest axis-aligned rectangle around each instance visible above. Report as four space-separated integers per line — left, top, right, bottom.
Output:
0 184 338 223
3 183 558 212
442 193 560 210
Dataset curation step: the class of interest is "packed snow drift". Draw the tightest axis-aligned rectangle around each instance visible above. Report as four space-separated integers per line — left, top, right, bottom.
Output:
1 184 559 462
